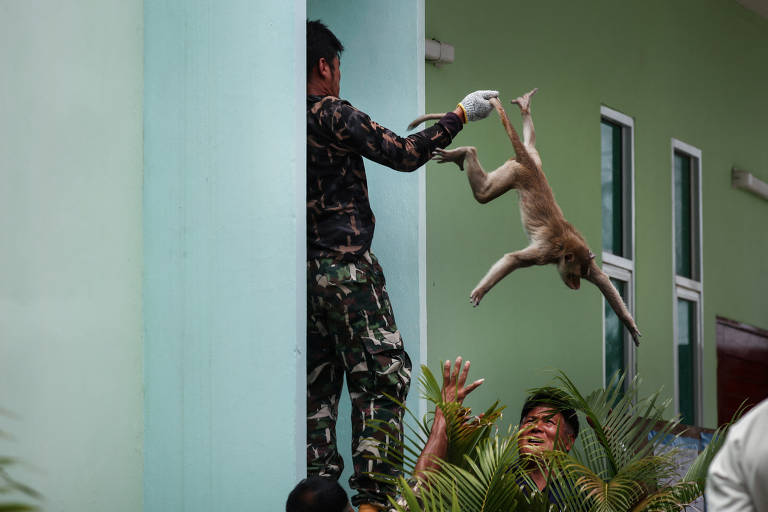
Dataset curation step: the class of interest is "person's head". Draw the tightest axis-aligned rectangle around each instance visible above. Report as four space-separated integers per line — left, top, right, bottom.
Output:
306 20 344 96
286 476 353 512
518 388 579 456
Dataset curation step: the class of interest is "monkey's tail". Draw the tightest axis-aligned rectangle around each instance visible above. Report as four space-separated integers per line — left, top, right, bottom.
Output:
407 113 446 131
489 97 537 171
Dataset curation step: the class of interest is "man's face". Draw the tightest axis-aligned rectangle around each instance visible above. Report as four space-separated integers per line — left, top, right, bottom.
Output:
518 405 575 456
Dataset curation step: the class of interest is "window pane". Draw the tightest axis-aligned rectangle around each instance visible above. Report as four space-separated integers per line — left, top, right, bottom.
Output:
601 121 623 256
677 298 696 424
674 153 692 278
605 278 626 387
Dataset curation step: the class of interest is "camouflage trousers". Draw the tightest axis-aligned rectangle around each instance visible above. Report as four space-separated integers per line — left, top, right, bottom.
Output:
306 251 412 507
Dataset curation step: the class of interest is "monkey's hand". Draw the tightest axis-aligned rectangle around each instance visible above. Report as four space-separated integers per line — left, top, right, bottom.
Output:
458 90 499 122
630 326 641 347
469 286 485 307
433 147 467 171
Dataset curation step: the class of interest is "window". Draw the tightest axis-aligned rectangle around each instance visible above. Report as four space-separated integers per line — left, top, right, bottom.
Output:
671 139 703 425
600 107 635 390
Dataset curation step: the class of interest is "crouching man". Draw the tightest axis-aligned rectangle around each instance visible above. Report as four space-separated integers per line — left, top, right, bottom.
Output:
414 358 579 502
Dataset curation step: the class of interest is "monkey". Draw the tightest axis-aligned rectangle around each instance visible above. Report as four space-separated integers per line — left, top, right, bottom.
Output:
410 89 641 346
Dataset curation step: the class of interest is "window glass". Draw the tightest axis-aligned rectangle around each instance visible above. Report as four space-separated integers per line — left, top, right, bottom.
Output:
605 278 626 387
601 121 623 256
677 298 696 424
674 153 692 278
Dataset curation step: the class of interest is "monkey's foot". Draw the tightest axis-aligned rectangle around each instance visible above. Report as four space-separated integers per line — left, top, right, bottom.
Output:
510 87 538 113
433 147 467 171
469 287 485 307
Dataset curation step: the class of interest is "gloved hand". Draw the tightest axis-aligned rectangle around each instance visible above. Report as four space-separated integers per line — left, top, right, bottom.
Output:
457 90 499 122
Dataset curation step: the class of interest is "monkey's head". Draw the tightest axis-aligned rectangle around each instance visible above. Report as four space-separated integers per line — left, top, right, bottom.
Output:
557 242 594 290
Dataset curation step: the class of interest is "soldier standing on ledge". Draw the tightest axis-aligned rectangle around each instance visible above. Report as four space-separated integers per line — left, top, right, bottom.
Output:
306 19 498 511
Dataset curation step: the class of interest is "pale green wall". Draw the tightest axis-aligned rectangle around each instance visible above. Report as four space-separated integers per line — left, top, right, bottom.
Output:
307 0 426 495
426 0 768 429
143 1 306 511
0 1 143 510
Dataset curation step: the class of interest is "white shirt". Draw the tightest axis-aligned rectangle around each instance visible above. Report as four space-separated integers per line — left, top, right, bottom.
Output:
706 399 768 512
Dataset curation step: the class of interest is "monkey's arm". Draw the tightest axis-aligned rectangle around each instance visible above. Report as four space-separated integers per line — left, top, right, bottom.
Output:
470 245 541 306
586 260 641 346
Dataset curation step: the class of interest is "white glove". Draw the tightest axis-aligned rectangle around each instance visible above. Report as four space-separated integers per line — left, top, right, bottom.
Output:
458 90 499 122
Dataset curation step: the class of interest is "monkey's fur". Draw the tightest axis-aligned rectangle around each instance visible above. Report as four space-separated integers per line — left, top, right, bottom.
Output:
410 89 641 345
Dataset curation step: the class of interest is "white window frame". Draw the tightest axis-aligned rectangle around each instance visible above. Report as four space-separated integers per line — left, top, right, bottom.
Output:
670 138 704 426
600 106 636 389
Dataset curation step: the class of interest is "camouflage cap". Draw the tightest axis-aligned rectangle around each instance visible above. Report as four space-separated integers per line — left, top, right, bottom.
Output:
520 386 580 439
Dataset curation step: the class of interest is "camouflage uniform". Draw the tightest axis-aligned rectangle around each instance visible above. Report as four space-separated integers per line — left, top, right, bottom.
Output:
306 95 462 506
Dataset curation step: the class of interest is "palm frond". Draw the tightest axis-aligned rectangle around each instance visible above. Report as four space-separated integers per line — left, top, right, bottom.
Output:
632 403 750 512
0 505 39 512
419 365 444 407
441 400 505 468
411 430 532 512
681 403 745 487
546 450 624 512
629 481 700 512
546 372 679 483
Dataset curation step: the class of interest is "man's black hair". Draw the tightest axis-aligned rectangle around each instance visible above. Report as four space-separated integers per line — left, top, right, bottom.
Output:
520 387 580 439
307 20 344 76
286 476 348 512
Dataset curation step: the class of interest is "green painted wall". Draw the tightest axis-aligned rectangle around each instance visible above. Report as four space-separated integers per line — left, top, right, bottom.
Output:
0 1 143 510
425 0 768 429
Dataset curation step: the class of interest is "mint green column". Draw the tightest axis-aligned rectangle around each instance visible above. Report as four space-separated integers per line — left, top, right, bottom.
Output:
144 1 306 510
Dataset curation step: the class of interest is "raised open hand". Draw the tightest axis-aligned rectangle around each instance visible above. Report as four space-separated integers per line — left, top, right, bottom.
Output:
441 356 484 406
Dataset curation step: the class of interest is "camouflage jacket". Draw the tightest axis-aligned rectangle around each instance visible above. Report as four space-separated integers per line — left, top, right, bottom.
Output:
307 95 462 261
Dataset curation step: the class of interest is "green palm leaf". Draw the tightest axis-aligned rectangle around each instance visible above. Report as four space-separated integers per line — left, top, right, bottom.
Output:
404 431 535 512
681 403 744 486
0 414 40 512
543 372 678 482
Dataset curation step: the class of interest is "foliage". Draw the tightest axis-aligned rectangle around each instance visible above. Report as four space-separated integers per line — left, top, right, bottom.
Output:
370 366 738 512
0 410 41 512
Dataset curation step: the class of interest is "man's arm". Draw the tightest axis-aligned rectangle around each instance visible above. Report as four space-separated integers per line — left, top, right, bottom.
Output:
333 102 462 172
322 91 497 172
413 357 484 479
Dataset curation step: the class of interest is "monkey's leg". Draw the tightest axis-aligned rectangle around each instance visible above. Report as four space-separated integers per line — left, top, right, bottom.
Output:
470 245 541 306
435 147 525 204
510 88 542 168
